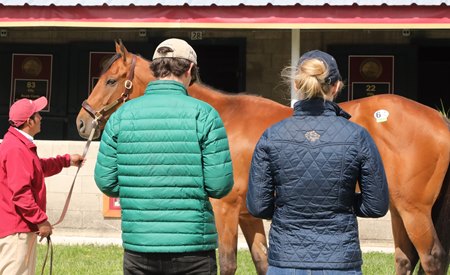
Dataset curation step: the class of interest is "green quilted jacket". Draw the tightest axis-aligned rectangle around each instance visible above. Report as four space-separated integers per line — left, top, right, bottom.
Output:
94 80 234 253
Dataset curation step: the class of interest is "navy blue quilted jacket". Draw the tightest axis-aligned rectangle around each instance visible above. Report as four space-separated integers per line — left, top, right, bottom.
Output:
247 98 389 270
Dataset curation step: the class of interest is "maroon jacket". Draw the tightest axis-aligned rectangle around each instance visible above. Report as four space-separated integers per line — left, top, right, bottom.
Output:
0 127 70 238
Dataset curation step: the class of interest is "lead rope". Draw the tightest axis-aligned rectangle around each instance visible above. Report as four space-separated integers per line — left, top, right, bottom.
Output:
40 119 99 275
40 55 135 274
40 236 53 275
52 119 98 227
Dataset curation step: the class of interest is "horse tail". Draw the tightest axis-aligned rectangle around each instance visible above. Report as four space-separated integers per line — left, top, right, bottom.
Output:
431 162 450 259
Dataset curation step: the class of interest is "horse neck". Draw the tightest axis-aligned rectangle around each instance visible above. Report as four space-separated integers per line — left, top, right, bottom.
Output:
188 84 228 112
132 57 227 110
130 59 153 99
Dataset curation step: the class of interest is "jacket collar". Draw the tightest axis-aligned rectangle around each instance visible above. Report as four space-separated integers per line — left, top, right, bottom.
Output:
7 126 36 150
145 80 188 96
293 98 351 119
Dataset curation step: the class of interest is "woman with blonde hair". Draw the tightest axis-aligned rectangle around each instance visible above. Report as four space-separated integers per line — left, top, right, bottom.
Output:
246 50 389 274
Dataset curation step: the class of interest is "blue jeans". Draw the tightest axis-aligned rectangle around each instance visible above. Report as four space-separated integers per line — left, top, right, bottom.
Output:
123 249 217 275
267 265 362 275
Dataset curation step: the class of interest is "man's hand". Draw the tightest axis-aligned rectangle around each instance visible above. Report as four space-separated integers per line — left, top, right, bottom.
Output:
37 220 53 241
70 154 85 167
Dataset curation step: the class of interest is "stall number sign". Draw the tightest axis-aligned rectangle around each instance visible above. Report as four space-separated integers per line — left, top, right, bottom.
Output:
191 31 203 40
348 55 394 100
352 82 390 98
11 53 52 111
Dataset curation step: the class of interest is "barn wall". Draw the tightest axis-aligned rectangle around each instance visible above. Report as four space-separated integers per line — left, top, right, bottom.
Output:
2 27 449 108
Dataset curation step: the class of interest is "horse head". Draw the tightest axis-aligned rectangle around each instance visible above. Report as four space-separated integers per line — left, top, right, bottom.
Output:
76 40 152 139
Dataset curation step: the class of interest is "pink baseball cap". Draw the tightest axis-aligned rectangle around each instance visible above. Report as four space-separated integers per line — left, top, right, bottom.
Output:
9 97 48 127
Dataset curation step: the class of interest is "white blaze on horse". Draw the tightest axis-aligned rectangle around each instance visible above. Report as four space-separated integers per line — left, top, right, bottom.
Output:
76 40 450 275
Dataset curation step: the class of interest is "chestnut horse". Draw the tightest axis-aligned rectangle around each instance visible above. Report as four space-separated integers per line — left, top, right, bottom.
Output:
76 41 450 275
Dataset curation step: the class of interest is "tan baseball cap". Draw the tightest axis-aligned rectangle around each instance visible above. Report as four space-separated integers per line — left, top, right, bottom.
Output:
152 38 197 65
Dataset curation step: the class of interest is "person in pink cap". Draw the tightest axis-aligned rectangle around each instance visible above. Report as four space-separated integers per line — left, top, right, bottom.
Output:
0 97 84 275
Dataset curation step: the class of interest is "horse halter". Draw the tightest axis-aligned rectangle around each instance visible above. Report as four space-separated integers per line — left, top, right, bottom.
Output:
82 54 137 125
41 57 138 275
46 54 138 275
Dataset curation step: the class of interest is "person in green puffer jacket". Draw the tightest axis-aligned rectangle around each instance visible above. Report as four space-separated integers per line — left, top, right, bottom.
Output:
94 38 234 275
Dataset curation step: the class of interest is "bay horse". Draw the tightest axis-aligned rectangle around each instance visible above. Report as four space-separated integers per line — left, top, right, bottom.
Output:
76 41 450 275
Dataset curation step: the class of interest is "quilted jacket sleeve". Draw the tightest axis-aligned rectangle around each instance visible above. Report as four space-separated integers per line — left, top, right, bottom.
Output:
246 132 275 219
201 108 234 199
354 129 389 218
94 113 120 198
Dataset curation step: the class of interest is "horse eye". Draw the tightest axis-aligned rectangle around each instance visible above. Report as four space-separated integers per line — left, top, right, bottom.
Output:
106 79 117 86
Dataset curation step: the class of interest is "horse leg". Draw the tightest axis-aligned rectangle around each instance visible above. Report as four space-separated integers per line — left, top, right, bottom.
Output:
390 206 419 274
397 158 449 275
239 212 268 275
212 198 240 275
398 208 446 275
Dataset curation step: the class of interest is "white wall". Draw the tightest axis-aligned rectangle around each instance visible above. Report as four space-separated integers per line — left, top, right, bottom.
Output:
40 140 121 238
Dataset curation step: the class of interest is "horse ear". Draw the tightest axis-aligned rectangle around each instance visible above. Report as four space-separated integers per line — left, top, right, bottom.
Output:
114 39 121 53
114 39 129 62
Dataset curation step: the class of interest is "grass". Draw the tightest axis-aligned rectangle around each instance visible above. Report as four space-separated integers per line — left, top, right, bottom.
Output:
37 244 122 275
36 244 398 275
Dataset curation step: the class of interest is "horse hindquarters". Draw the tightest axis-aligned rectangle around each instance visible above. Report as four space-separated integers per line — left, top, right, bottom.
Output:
399 155 449 275
430 163 450 273
416 163 449 275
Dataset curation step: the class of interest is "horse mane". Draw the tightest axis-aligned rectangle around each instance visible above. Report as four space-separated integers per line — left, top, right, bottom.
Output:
440 113 450 130
191 82 291 111
101 53 121 75
194 81 273 100
123 53 292 120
